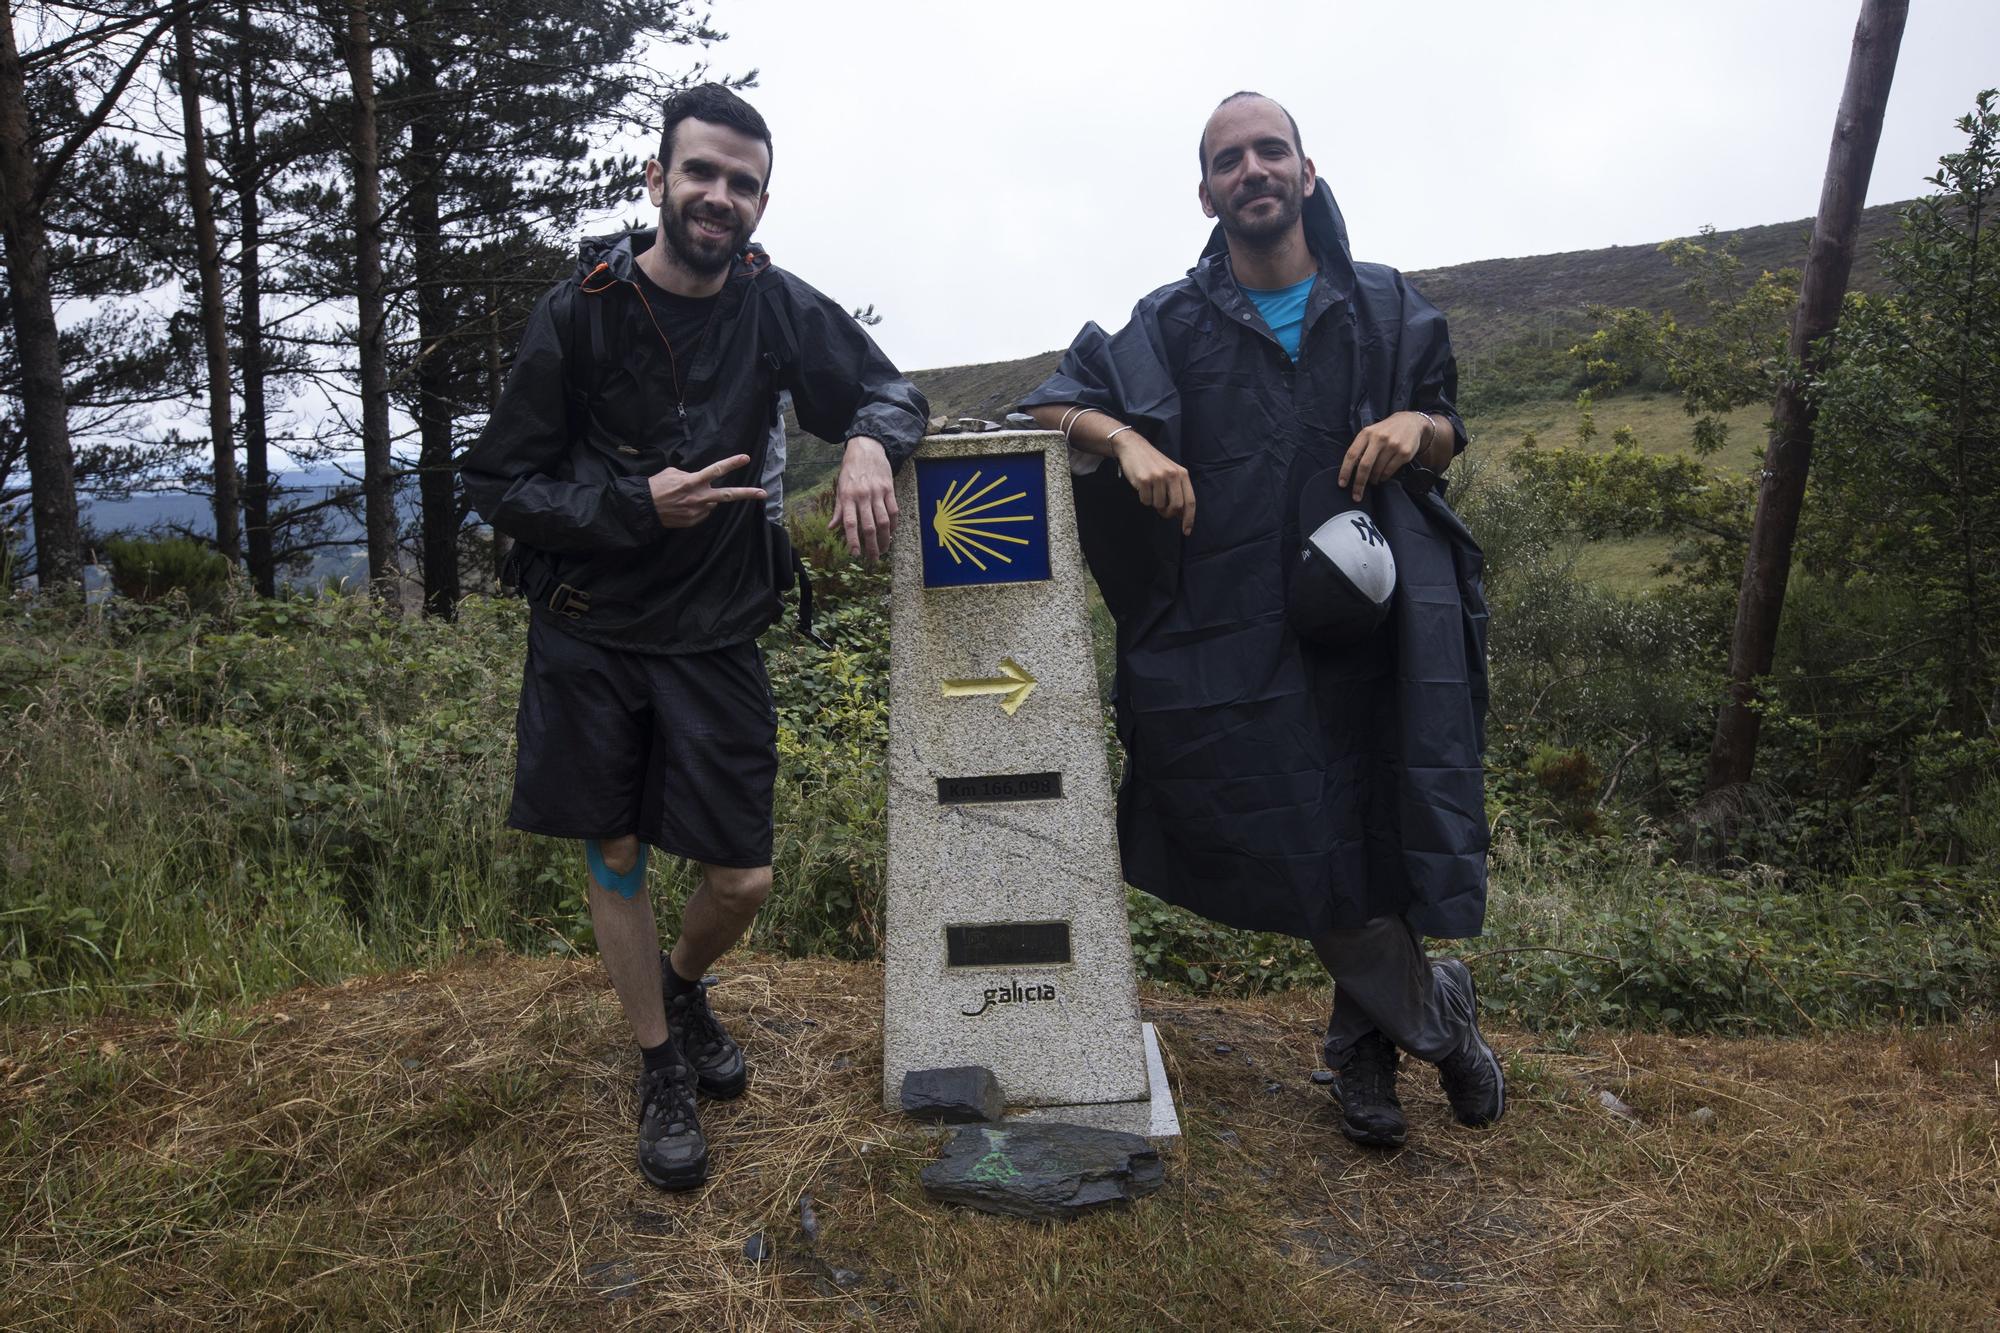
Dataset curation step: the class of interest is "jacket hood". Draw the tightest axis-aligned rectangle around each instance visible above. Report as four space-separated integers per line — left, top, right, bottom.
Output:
1198 180 1356 293
574 226 771 285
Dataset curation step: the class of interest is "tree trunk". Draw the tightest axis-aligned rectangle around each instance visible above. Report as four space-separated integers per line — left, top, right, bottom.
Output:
406 36 458 617
233 0 273 595
173 0 240 564
1946 145 1990 732
0 0 82 594
1703 0 1909 796
338 0 395 597
488 285 511 587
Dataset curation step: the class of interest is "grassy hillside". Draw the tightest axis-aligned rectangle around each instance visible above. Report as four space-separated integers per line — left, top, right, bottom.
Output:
6 951 1994 1330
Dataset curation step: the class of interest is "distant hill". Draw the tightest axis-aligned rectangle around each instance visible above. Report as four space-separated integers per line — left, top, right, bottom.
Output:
1401 200 1902 362
786 200 1911 493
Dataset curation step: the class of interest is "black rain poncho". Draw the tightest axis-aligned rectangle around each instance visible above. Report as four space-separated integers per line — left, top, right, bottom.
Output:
1019 185 1490 940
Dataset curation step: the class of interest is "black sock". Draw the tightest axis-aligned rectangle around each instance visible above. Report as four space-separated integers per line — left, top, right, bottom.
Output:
664 957 701 999
640 1037 678 1074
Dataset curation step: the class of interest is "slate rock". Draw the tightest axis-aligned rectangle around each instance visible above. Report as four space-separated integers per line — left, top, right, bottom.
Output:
742 1232 772 1263
920 1121 1164 1219
900 1065 1004 1124
1309 1069 1336 1086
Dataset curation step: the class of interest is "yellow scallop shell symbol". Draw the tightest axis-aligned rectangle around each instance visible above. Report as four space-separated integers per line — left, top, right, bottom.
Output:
931 470 1036 571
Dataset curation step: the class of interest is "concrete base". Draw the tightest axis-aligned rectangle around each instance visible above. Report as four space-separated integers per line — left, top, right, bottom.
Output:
1010 1022 1181 1141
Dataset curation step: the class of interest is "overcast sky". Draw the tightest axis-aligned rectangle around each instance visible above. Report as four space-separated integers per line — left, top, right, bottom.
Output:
630 0 1999 373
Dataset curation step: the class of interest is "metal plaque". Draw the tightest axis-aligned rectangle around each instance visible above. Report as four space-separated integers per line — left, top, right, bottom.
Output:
944 921 1072 969
936 771 1064 804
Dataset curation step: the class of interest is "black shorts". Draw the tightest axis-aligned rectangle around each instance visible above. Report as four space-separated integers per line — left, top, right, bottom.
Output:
508 614 778 868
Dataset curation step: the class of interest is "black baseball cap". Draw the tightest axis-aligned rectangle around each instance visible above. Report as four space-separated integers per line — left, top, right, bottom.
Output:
1288 468 1397 646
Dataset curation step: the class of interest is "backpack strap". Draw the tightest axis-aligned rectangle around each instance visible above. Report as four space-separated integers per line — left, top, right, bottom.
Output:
564 268 613 429
749 273 825 647
794 551 828 649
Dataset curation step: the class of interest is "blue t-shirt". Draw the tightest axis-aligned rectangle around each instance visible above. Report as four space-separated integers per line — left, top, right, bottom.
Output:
1240 274 1315 361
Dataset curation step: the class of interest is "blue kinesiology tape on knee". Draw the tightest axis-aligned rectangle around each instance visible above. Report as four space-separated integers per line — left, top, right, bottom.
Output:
585 840 648 899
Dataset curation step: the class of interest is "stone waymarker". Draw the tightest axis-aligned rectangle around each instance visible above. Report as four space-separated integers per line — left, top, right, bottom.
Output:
882 431 1177 1138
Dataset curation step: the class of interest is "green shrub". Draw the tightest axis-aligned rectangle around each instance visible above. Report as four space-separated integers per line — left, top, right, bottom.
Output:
100 536 231 608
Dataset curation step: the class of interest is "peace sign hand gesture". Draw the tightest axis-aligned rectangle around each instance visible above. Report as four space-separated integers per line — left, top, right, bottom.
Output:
647 454 768 529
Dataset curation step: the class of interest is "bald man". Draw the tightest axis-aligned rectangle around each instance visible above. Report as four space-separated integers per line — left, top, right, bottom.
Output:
1022 92 1504 1147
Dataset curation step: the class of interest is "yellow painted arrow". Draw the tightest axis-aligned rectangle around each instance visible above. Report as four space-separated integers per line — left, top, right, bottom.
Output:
941 657 1037 716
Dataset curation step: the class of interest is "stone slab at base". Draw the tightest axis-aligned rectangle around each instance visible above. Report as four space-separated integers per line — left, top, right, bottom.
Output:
1011 1023 1181 1141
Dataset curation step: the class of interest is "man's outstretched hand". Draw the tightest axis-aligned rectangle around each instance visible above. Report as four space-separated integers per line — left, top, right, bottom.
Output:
830 436 898 562
648 454 767 528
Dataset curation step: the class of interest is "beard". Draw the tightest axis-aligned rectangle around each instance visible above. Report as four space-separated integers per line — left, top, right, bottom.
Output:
1218 174 1305 246
660 200 750 277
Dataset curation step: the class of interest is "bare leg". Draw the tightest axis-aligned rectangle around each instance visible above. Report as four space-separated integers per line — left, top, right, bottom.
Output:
587 834 668 1049
667 862 772 982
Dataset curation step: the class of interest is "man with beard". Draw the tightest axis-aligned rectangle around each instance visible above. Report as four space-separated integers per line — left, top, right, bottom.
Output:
461 84 927 1190
1021 92 1504 1148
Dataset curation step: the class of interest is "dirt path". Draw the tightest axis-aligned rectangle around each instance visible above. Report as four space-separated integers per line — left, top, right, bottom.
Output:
4 953 1994 1330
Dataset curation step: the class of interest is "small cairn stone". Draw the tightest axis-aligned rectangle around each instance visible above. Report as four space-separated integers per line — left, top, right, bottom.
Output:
900 1066 1005 1124
920 1122 1164 1220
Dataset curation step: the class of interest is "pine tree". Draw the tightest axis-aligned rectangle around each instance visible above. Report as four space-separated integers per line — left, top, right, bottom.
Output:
373 0 732 616
0 0 177 591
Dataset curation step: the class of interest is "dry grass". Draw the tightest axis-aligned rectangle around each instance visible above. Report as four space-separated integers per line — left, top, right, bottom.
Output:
3 953 1995 1331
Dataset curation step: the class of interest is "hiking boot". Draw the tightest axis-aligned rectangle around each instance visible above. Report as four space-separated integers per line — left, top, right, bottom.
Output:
635 1046 708 1191
1433 958 1506 1127
1327 1029 1407 1147
662 956 748 1100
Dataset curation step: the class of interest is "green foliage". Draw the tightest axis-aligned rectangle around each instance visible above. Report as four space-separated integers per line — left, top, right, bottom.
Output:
1450 453 1728 816
99 537 232 608
1480 830 1999 1034
1572 229 1798 457
1456 332 1586 415
1125 893 1320 994
756 573 894 960
0 520 22 590
0 542 915 1016
1524 744 1605 835
1505 435 1753 586
1808 90 2000 740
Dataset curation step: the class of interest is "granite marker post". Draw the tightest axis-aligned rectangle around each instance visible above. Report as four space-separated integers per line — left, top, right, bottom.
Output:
881 431 1176 1136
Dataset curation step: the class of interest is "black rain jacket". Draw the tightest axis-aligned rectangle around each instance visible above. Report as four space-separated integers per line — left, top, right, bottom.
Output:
460 228 928 652
1019 185 1490 940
